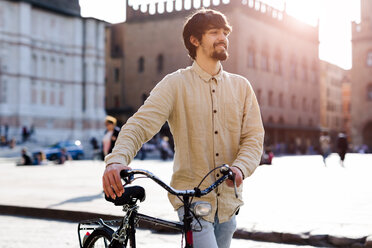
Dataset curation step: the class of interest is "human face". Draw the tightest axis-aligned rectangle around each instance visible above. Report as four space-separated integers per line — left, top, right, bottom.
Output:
105 121 114 131
199 28 229 61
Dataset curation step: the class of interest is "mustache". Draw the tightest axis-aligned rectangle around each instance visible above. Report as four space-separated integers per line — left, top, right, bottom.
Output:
213 42 227 49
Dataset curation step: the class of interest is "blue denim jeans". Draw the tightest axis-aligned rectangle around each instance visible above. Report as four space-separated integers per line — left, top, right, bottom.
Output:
177 206 237 248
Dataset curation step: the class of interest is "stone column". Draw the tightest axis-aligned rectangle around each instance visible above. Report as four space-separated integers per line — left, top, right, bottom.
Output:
17 2 32 129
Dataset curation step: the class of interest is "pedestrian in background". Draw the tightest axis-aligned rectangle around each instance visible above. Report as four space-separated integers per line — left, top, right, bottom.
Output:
22 126 29 143
160 136 173 160
337 133 348 167
319 132 331 166
57 148 71 164
20 148 32 165
101 115 120 160
33 151 48 165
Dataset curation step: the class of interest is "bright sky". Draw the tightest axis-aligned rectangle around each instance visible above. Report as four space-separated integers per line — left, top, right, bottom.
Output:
79 0 361 70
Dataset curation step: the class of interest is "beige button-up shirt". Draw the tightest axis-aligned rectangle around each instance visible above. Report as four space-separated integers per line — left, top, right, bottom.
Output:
105 61 264 223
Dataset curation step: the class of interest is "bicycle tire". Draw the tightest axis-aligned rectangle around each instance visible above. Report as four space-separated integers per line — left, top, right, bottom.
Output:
83 227 114 248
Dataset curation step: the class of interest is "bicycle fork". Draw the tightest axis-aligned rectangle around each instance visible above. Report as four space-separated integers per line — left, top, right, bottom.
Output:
183 196 193 248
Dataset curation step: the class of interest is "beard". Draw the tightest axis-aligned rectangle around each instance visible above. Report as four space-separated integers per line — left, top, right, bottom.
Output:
211 42 228 61
212 50 228 61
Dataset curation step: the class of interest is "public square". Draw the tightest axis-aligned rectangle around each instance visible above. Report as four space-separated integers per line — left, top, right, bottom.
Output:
0 153 371 247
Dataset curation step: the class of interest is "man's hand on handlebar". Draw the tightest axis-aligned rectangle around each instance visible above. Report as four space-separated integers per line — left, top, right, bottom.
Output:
103 163 131 199
226 166 243 188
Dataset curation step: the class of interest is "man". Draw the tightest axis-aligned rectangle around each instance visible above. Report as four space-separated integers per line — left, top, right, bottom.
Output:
103 9 264 248
336 132 348 167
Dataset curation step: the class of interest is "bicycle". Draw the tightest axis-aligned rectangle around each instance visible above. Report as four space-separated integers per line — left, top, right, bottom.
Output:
78 164 237 248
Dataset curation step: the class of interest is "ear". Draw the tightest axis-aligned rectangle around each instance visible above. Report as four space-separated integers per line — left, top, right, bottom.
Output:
190 35 200 47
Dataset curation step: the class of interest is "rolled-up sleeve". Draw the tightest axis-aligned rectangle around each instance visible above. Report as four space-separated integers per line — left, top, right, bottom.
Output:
232 82 264 178
105 75 175 166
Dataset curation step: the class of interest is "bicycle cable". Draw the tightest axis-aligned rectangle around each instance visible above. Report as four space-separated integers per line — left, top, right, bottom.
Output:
188 164 229 232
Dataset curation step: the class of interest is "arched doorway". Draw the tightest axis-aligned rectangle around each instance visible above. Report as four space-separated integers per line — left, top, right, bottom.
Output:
362 121 372 150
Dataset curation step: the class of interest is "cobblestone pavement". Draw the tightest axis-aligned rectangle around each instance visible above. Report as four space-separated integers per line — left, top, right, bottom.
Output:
0 215 323 248
0 153 371 247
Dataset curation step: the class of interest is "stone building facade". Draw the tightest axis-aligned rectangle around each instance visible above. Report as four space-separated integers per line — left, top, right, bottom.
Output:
319 61 349 142
0 0 106 144
351 0 372 150
106 0 322 153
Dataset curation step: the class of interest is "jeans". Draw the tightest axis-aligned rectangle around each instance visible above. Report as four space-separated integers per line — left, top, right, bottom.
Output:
177 206 237 248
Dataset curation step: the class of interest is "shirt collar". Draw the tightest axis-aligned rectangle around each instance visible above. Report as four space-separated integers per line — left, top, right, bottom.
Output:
191 61 224 83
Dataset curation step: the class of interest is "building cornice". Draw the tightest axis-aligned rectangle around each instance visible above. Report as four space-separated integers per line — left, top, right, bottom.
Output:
125 0 318 43
7 0 81 17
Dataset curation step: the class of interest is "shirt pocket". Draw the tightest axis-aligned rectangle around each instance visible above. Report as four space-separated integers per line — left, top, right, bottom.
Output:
223 100 243 133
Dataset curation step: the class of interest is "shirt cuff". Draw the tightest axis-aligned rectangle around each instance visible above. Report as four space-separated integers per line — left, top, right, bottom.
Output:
104 153 128 167
231 163 252 180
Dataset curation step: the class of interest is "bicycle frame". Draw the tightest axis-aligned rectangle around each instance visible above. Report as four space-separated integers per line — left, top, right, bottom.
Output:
78 196 198 248
78 165 235 248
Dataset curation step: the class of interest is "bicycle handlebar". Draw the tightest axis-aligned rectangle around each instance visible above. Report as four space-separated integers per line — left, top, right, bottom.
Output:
120 164 236 198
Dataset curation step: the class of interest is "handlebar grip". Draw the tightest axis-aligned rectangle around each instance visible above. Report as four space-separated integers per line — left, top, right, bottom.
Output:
120 169 130 178
220 164 235 180
120 169 134 184
220 164 230 174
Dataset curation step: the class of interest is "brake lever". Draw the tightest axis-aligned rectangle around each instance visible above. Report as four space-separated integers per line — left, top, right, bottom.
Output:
120 170 134 186
230 172 238 199
221 165 238 198
123 174 134 186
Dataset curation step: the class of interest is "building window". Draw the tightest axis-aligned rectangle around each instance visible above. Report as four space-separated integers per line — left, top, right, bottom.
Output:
256 89 262 105
268 90 273 106
31 85 37 104
273 50 282 75
268 116 274 123
367 84 372 101
59 91 64 106
114 68 120 82
138 56 144 73
301 58 308 82
309 118 313 126
41 90 46 104
290 56 297 80
32 54 37 77
367 52 372 67
279 93 284 107
302 97 307 111
50 57 56 79
247 46 256 68
50 91 55 105
114 95 120 108
312 99 317 112
310 60 318 83
59 59 65 80
291 95 296 109
157 54 164 73
261 51 269 71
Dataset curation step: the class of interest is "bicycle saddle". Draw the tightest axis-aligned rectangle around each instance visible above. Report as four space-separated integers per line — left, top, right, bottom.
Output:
105 186 146 206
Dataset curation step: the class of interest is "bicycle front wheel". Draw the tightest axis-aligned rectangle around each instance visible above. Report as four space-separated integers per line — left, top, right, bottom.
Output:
83 227 114 248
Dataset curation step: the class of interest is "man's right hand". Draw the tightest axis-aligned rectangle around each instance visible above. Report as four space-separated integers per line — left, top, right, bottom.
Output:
102 163 131 199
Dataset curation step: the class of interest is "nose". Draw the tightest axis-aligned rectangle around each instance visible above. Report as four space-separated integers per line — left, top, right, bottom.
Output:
217 30 228 43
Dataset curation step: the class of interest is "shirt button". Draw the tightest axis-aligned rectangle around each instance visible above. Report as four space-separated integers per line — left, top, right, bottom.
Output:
216 173 220 177
213 110 217 113
216 153 219 156
217 193 220 197
212 89 216 93
214 131 218 134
